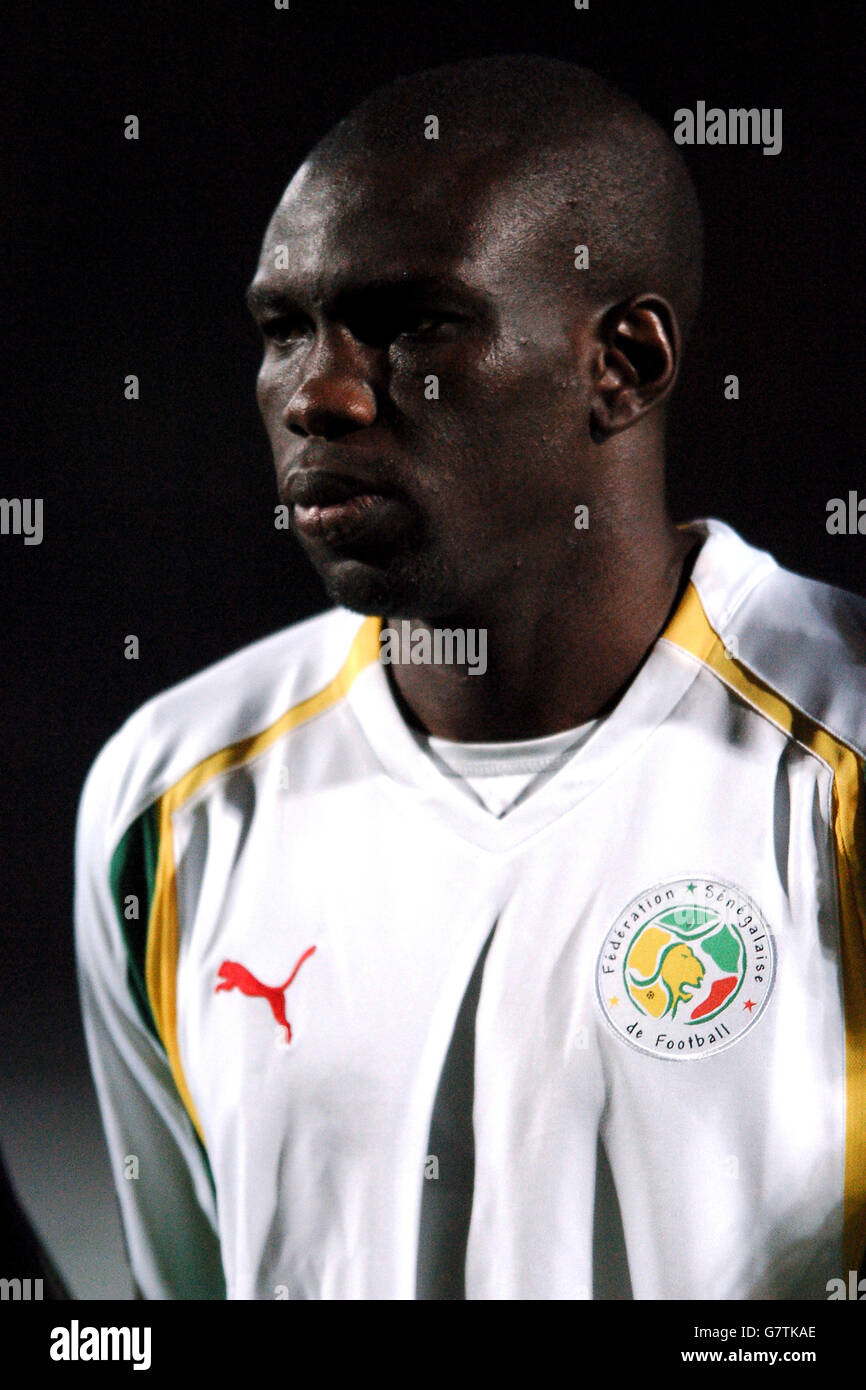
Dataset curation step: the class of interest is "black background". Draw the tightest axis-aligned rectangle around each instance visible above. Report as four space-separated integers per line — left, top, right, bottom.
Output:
2 0 863 1298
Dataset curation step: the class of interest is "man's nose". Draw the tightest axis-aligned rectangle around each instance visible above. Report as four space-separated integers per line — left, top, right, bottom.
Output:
283 329 378 439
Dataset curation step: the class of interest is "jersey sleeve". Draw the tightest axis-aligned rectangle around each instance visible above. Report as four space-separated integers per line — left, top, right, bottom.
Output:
74 740 226 1300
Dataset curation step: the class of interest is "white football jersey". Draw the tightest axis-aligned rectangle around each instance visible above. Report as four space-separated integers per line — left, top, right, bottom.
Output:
74 518 866 1300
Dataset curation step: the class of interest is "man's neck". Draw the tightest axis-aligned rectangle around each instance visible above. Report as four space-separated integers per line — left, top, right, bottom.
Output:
385 522 701 743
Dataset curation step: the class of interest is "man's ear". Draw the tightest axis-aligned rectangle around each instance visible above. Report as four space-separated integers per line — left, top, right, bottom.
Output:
589 295 680 442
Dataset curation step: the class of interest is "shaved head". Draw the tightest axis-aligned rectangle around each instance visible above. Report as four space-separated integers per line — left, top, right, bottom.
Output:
309 54 704 344
251 53 703 659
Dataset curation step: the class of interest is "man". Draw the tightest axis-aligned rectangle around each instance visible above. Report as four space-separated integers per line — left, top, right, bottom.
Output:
75 54 866 1300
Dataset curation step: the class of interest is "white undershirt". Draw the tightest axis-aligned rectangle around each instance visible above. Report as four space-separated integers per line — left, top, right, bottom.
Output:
417 720 598 817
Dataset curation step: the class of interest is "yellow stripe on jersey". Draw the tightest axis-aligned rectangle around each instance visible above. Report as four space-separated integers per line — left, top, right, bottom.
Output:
145 615 382 1143
664 582 866 1273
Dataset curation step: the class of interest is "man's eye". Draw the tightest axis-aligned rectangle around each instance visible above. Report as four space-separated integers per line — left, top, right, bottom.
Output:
332 307 466 349
262 317 307 345
396 312 463 341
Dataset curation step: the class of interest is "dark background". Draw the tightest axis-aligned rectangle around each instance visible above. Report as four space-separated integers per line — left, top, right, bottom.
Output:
2 0 863 1298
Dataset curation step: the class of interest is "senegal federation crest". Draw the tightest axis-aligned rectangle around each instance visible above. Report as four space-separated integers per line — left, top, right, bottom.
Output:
596 877 775 1059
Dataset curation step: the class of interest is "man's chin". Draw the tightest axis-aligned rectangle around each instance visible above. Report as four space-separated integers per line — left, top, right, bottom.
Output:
320 562 393 616
316 552 452 620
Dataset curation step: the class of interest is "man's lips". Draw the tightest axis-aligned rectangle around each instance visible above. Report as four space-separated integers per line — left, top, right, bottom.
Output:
287 470 395 508
286 469 407 546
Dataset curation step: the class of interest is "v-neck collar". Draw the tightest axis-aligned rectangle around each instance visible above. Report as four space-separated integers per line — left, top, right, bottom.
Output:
344 519 774 852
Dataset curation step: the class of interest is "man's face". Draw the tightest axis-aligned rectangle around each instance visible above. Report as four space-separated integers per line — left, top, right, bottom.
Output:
249 146 599 620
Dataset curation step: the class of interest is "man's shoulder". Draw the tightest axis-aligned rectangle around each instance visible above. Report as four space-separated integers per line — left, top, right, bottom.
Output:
78 606 370 850
697 521 866 760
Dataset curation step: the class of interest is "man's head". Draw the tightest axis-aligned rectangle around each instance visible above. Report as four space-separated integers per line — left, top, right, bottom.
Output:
248 54 703 621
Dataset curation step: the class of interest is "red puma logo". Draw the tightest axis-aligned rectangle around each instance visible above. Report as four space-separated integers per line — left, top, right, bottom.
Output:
215 946 316 1043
